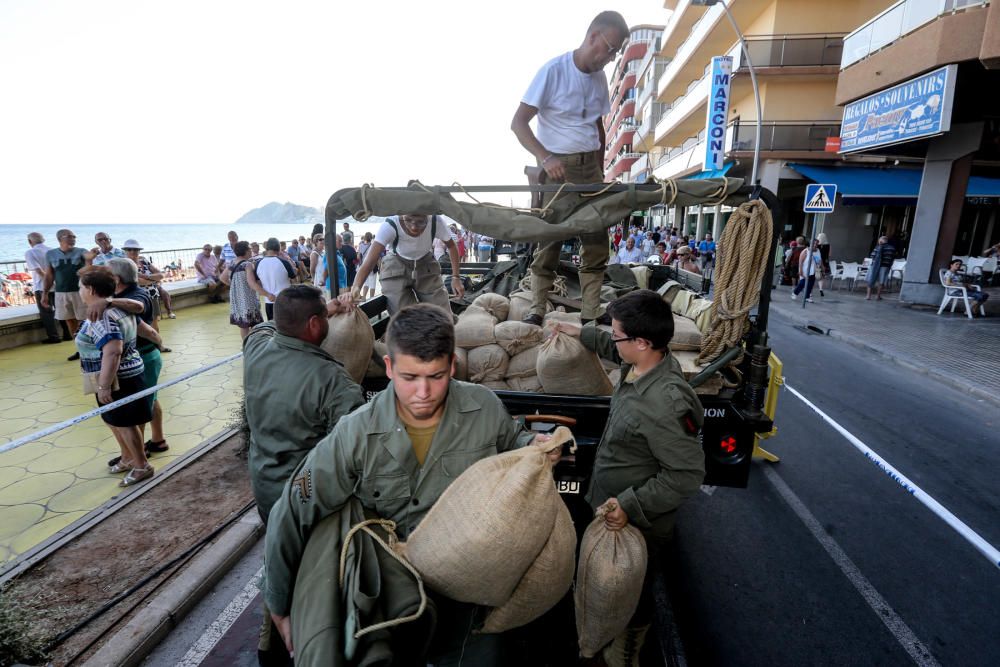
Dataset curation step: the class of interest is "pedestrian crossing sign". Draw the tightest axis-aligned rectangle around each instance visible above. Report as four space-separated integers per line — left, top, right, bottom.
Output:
804 184 836 213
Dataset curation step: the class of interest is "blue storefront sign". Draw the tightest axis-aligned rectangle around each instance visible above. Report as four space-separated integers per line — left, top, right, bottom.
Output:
839 65 957 154
703 55 733 171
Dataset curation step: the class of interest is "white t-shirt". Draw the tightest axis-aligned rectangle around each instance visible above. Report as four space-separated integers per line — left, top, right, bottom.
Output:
522 51 611 155
255 255 294 303
24 243 50 288
375 216 454 261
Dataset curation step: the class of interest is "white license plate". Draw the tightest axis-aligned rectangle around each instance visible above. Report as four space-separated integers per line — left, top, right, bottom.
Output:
556 480 581 494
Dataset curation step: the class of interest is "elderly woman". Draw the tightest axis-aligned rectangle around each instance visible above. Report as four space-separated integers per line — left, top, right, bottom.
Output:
75 266 155 487
675 246 702 275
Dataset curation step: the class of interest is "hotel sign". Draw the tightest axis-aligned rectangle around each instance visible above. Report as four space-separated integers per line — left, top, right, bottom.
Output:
703 56 733 171
839 65 957 153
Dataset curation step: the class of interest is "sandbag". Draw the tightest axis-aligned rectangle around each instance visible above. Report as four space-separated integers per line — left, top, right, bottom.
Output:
494 321 544 356
536 333 614 396
506 374 543 393
671 289 693 316
607 368 622 387
471 293 511 322
467 344 509 383
506 347 540 379
480 495 576 633
365 341 389 379
453 346 468 381
321 308 375 383
630 265 651 290
399 428 574 606
670 314 702 351
575 512 648 658
455 306 497 348
482 380 510 391
507 291 552 322
542 310 581 327
656 280 682 303
686 298 714 333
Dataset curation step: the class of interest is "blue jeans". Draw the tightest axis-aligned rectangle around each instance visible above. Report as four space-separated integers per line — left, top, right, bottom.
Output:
794 275 816 299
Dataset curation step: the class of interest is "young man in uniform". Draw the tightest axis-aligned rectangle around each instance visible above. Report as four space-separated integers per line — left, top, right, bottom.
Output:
550 289 705 666
511 10 629 325
341 214 465 314
263 304 552 666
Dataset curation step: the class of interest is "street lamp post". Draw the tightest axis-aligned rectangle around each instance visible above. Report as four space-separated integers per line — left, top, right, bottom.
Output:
691 0 763 186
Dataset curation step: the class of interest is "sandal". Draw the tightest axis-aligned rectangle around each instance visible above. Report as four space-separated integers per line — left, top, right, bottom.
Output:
161 347 172 353
167 312 177 319
145 439 169 454
109 460 134 474
119 464 155 487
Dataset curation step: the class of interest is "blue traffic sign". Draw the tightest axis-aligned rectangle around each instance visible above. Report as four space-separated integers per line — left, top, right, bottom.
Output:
804 183 836 213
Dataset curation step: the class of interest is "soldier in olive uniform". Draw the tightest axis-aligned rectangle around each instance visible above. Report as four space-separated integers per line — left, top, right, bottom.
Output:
550 289 706 667
243 284 366 666
263 303 553 666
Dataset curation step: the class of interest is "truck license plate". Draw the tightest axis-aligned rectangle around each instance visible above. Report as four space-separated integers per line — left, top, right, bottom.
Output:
556 480 580 494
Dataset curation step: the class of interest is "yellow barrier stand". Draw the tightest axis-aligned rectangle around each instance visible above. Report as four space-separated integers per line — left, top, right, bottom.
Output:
752 351 783 463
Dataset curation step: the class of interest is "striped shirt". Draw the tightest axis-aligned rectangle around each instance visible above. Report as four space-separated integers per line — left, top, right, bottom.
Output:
75 308 144 378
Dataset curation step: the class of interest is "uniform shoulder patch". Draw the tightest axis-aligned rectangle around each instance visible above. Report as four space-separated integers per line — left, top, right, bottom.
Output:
680 412 700 435
291 468 313 503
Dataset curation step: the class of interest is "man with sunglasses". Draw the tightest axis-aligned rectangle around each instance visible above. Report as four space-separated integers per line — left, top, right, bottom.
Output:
512 10 629 327
549 289 705 665
88 232 126 266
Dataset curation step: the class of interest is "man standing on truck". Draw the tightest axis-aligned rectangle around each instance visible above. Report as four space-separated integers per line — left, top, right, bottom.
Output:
340 213 465 314
511 10 629 326
243 284 365 665
263 304 554 665
550 289 705 666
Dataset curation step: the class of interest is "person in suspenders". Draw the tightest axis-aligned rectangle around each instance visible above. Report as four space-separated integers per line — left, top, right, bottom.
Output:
341 213 465 315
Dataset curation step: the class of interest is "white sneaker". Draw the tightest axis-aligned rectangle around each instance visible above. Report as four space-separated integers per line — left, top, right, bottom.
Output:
790 294 797 300
806 298 814 303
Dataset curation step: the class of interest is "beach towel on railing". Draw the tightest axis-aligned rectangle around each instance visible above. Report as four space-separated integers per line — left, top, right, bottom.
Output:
325 178 743 243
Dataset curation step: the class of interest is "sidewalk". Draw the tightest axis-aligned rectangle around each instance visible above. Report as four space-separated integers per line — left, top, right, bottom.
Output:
767 283 1000 406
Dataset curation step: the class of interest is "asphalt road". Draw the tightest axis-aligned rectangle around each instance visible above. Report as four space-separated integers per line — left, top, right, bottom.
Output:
146 314 999 666
667 315 1000 666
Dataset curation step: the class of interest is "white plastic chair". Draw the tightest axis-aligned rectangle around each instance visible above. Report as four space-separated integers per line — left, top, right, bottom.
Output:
938 269 984 319
967 257 987 278
836 262 860 291
825 259 840 289
889 259 906 291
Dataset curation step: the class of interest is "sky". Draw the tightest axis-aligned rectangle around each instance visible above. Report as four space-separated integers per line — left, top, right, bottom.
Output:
0 0 668 225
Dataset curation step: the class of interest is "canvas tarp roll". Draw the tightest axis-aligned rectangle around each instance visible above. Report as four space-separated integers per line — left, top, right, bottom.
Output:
326 179 743 243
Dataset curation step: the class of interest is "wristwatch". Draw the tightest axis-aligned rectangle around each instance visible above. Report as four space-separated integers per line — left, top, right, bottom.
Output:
105 297 113 305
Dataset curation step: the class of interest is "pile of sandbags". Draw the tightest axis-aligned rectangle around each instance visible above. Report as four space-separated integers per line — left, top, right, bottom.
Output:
399 428 578 631
321 308 375 383
575 509 649 658
536 331 615 396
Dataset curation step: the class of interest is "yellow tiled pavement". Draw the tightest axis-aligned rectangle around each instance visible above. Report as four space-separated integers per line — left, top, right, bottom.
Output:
0 302 244 565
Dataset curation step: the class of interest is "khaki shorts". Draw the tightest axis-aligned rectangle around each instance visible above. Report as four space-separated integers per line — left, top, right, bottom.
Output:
54 291 85 321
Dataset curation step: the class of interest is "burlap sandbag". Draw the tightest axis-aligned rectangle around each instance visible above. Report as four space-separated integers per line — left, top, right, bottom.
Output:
480 495 576 633
607 368 622 387
321 308 375 383
507 292 551 322
467 344 509 383
506 347 539 379
482 379 511 391
398 428 574 606
455 305 497 348
575 510 649 658
453 346 469 381
536 333 614 396
542 310 581 326
365 341 389 379
506 374 542 392
670 314 702 351
494 321 544 356
472 293 511 322
630 265 651 290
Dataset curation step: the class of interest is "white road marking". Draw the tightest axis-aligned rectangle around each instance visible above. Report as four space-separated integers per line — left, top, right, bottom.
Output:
784 383 1000 570
762 466 941 667
175 565 263 667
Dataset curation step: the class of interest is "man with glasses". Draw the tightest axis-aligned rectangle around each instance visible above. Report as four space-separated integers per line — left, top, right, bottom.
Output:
89 232 126 266
340 213 464 315
549 289 705 665
511 10 629 327
42 228 88 359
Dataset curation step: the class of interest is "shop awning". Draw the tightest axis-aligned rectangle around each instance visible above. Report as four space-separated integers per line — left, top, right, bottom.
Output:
789 164 1000 201
687 162 733 180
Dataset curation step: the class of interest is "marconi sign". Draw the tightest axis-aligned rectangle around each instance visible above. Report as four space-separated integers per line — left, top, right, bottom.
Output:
839 65 957 153
703 56 733 171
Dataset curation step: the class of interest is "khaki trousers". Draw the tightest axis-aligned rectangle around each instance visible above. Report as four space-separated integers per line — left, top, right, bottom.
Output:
529 152 609 320
379 252 451 315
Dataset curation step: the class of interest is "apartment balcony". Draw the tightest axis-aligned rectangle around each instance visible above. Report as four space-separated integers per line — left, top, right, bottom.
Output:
605 124 637 169
610 45 648 91
653 130 716 181
729 121 842 153
606 99 636 138
742 35 844 69
841 0 988 69
610 71 637 111
628 153 650 183
659 1 714 59
635 102 667 152
606 152 641 182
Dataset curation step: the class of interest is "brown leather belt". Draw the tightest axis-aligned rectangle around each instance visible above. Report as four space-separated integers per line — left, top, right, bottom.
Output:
552 150 603 165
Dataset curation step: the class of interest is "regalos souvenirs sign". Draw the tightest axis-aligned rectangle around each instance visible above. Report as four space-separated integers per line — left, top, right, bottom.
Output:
703 55 733 171
839 65 957 154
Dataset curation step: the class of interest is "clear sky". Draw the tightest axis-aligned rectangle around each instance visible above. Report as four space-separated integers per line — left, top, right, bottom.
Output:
0 0 667 225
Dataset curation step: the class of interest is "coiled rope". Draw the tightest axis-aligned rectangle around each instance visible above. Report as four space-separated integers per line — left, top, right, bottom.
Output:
697 199 773 365
518 274 568 297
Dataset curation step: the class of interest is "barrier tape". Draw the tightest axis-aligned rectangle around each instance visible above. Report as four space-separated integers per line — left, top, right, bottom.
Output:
0 352 243 455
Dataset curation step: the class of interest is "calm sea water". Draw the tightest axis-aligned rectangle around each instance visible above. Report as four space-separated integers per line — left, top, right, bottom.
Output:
0 222 384 264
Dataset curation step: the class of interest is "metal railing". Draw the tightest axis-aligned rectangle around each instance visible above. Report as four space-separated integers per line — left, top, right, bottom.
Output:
730 122 841 152
841 0 989 68
741 35 844 68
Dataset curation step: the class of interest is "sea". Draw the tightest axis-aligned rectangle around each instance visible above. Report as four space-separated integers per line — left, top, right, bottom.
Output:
0 222 385 264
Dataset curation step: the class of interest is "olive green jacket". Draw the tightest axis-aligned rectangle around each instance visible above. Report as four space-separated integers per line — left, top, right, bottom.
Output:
263 379 535 616
243 322 365 520
581 323 706 540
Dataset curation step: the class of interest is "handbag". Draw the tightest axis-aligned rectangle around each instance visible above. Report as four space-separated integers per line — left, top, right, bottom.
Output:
83 371 119 395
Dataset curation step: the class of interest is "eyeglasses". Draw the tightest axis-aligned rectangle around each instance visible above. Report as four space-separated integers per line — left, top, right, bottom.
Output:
599 32 623 56
610 334 636 344
95 236 110 242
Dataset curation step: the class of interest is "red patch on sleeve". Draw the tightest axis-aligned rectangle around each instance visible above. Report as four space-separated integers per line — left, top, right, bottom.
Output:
681 413 699 435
